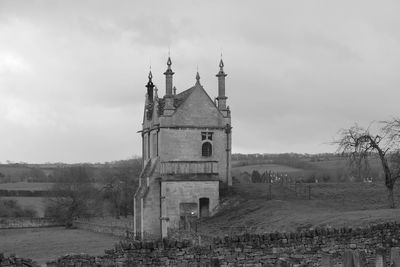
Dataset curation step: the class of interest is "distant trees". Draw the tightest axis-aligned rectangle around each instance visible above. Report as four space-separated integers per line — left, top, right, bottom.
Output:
27 167 48 182
0 199 37 217
335 119 400 208
251 170 261 183
99 158 141 218
45 166 100 226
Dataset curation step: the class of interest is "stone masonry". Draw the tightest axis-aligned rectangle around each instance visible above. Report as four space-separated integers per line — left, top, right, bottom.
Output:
36 222 400 266
134 57 232 239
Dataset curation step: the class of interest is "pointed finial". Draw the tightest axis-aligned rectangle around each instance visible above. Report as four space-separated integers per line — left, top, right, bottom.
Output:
167 56 172 67
219 58 224 70
196 71 200 84
148 70 153 81
154 85 158 98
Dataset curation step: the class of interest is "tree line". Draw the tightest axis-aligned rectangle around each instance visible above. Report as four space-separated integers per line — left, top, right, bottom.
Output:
45 158 142 226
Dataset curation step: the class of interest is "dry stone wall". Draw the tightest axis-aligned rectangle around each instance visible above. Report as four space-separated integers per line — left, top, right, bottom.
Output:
47 222 400 266
0 217 61 229
0 253 39 267
3 222 400 266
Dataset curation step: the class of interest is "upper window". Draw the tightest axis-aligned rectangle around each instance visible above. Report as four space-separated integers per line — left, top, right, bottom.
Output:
201 132 213 141
202 142 212 157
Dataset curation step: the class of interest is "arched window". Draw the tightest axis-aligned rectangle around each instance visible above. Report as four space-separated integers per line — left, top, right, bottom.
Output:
202 142 212 157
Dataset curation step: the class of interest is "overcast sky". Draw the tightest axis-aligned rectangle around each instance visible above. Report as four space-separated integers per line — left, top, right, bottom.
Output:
0 0 399 163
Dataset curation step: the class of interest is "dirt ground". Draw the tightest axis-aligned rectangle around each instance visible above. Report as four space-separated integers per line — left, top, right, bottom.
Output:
0 227 119 265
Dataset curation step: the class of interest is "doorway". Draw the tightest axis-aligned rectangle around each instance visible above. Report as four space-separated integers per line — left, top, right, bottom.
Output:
199 198 210 218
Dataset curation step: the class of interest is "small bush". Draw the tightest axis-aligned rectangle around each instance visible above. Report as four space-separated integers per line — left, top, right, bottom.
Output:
0 199 37 217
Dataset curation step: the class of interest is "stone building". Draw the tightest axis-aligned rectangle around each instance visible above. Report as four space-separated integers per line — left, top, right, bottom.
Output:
134 57 232 239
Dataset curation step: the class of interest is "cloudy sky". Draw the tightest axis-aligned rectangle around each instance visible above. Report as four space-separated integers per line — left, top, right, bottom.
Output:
0 0 399 163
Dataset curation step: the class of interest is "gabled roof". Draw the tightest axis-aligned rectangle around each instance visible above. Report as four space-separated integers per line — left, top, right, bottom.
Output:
157 86 197 116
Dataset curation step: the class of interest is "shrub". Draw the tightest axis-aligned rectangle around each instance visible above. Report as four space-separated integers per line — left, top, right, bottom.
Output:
0 199 37 217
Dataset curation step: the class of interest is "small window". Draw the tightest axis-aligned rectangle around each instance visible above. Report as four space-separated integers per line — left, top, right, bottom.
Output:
201 132 213 141
202 142 212 157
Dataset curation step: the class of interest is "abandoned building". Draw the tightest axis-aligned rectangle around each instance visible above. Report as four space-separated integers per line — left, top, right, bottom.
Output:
134 57 232 239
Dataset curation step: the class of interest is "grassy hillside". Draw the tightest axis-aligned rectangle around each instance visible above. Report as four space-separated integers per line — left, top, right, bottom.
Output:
198 182 400 236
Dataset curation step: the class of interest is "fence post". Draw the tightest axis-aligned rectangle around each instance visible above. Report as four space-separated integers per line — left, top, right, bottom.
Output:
375 248 386 267
269 182 272 200
391 247 400 267
344 250 354 267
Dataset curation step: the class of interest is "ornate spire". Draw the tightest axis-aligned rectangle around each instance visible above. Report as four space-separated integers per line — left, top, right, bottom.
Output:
216 58 227 112
167 57 172 68
196 71 201 85
219 58 224 70
217 58 226 77
146 70 154 102
164 56 174 97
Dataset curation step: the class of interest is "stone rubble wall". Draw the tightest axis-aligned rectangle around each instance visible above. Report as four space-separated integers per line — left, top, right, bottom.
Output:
0 253 40 267
49 222 400 266
0 217 61 229
3 222 400 266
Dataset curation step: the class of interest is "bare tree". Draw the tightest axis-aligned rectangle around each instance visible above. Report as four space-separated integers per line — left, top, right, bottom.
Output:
45 166 100 226
335 120 400 208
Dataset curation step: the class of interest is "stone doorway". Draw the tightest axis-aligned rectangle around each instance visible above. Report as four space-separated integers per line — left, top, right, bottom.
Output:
199 198 210 218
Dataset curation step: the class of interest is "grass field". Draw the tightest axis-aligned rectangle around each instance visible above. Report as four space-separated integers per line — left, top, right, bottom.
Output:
198 182 400 236
0 227 120 265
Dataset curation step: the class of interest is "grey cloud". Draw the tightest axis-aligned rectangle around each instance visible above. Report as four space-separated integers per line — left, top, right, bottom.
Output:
0 0 399 162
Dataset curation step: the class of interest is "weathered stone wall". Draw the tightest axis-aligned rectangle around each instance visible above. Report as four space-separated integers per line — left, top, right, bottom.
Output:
162 181 219 229
159 128 228 182
46 222 400 266
0 217 61 229
143 178 161 237
0 253 39 267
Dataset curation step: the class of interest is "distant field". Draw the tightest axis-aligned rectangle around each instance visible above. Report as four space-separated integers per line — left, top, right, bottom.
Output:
0 182 54 191
308 158 346 169
0 165 32 176
0 227 119 265
1 197 47 217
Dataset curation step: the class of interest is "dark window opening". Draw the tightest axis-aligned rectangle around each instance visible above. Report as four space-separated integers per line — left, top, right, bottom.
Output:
202 142 212 157
199 198 210 218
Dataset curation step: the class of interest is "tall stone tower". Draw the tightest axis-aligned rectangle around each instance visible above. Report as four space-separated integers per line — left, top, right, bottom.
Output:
134 57 232 239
